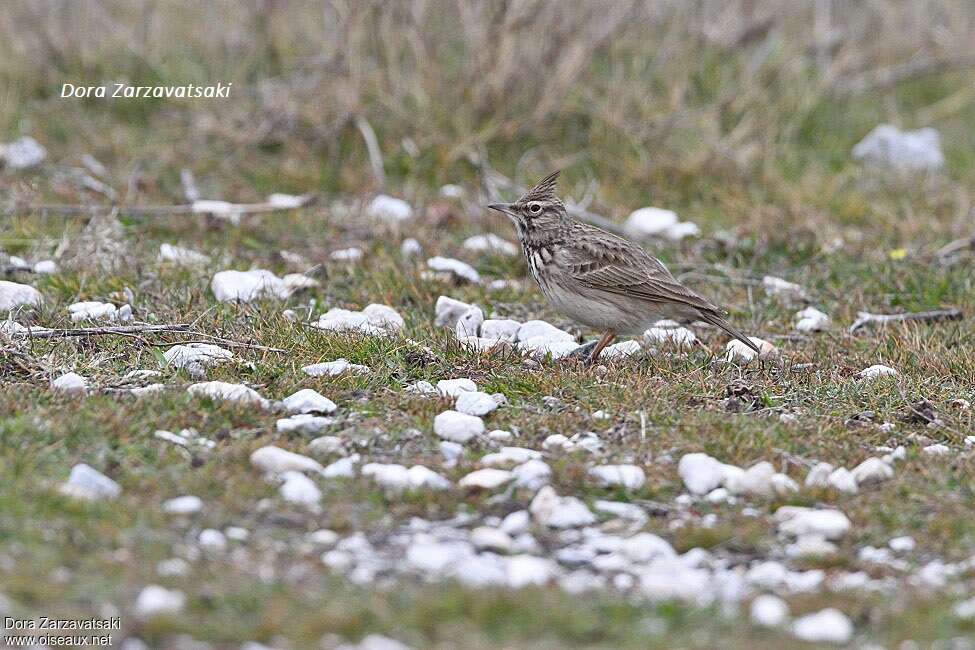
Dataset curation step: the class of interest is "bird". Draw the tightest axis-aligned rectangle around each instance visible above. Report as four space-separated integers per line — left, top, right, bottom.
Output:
487 170 760 363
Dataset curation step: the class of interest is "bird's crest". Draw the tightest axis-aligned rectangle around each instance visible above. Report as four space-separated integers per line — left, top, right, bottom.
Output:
517 170 561 204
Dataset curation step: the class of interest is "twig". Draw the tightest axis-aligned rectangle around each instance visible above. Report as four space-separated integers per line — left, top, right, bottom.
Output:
833 55 975 97
935 235 975 260
849 309 963 334
13 324 192 339
354 115 386 187
3 198 314 218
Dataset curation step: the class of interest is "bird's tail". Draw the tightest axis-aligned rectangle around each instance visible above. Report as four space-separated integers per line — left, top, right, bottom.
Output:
698 310 760 354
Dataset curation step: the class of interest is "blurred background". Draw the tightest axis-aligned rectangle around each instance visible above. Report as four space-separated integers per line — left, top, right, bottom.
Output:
1 1 973 223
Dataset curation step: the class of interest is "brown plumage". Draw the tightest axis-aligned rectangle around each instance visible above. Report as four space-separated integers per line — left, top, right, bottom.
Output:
488 170 759 362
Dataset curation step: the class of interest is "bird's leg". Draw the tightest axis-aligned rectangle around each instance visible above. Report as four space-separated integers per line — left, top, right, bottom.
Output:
587 330 616 365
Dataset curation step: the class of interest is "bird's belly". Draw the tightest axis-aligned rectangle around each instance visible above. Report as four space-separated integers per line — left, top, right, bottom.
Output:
539 277 658 333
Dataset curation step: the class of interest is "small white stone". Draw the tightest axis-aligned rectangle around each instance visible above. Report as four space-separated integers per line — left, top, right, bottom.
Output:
31 260 57 274
434 296 473 328
588 464 646 490
852 124 944 172
516 320 574 343
804 462 833 488
594 500 648 523
330 247 363 262
439 440 464 463
857 364 898 380
434 410 485 443
678 453 727 495
198 528 227 551
225 527 249 541
454 305 484 338
436 378 477 397
851 457 894 485
157 558 190 577
0 280 42 312
542 434 571 451
726 337 776 363
953 597 975 619
888 536 915 553
794 307 830 332
520 338 581 358
427 256 480 283
250 446 324 474
762 275 807 298
602 340 643 358
162 495 203 515
68 301 123 322
619 532 676 563
775 507 851 540
459 468 514 490
623 207 679 238
644 324 696 346
827 467 858 494
163 343 233 373
505 555 557 588
481 319 521 341
367 195 413 223
511 459 551 490
530 486 595 528
922 443 951 456
750 594 789 627
159 243 210 266
133 585 185 620
0 136 46 169
487 429 513 442
470 527 513 553
211 269 307 302
307 529 339 546
455 391 498 416
188 381 268 408
791 608 853 644
463 234 518 256
303 358 370 377
51 372 88 396
322 455 359 479
279 471 322 505
500 510 531 536
308 436 345 456
480 447 541 468
276 414 333 435
401 238 422 257
282 388 337 414
59 463 120 500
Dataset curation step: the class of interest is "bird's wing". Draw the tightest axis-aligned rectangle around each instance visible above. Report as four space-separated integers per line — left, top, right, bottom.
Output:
561 231 720 314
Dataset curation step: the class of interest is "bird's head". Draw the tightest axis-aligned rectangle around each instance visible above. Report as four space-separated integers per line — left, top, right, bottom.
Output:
487 170 565 235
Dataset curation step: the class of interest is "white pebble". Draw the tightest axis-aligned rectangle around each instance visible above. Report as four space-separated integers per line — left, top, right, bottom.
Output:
463 234 518 256
250 446 324 474
458 468 513 490
726 337 776 363
455 391 498 416
794 307 830 332
303 358 370 377
857 364 898 380
276 414 333 435
162 495 203 515
133 585 185 620
434 296 473 328
187 381 268 408
367 195 413 223
279 471 322 505
791 608 853 644
454 305 484 337
0 280 42 312
436 378 477 397
851 457 894 485
922 443 951 456
59 463 120 500
530 486 595 528
480 319 521 341
750 594 789 627
198 528 227 551
159 243 209 266
775 507 851 540
588 464 646 490
434 410 484 443
51 372 88 396
427 256 480 283
163 343 233 373
282 388 337 414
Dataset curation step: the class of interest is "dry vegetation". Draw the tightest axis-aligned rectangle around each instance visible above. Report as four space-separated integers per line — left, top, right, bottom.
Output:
1 1 975 648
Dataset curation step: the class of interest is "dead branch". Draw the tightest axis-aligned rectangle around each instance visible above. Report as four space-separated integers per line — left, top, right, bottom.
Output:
13 324 192 339
354 115 386 187
849 309 963 334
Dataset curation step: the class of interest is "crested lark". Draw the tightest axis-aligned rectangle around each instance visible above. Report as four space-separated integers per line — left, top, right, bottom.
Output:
488 171 759 362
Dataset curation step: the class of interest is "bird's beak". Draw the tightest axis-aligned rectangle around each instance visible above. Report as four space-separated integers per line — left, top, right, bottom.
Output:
487 202 516 219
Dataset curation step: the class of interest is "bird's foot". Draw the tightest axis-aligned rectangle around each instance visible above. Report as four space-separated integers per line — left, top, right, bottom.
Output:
566 340 598 361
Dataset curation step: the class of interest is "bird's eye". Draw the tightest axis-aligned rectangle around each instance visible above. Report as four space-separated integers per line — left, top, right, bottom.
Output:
527 202 542 215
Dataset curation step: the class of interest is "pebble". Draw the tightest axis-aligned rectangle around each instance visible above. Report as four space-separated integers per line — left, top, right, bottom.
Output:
0 136 46 169
827 467 858 494
601 340 643 359
436 378 477 397
312 304 404 334
59 463 121 500
434 410 484 443
852 124 944 171
458 468 514 490
480 319 521 341
470 527 513 554
888 536 915 553
480 447 541 468
762 275 807 299
68 301 132 323
401 238 422 257
463 234 518 255
511 459 552 490
308 436 345 456
277 416 329 442
487 429 513 442
434 296 474 328
454 306 484 337
162 495 203 515
851 457 894 485
303 358 370 377
791 608 853 644
199 528 227 551
857 364 898 380
282 388 337 414
775 507 851 540
159 243 210 266
426 257 480 283
133 585 185 620
0 281 42 312
622 207 692 240
279 471 322 505
455 391 498 416
594 500 648 523
32 260 57 274
211 269 317 302
250 446 324 474
794 307 830 332
500 510 531 536
516 320 574 342
163 343 233 373
588 464 646 490
330 247 363 262
750 594 790 627
644 323 696 346
922 443 951 456
362 463 451 492
725 337 776 363
367 195 413 223
530 486 595 528
187 381 269 408
678 453 728 495
322 455 359 479
505 555 557 588
51 372 88 396
619 532 676 563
